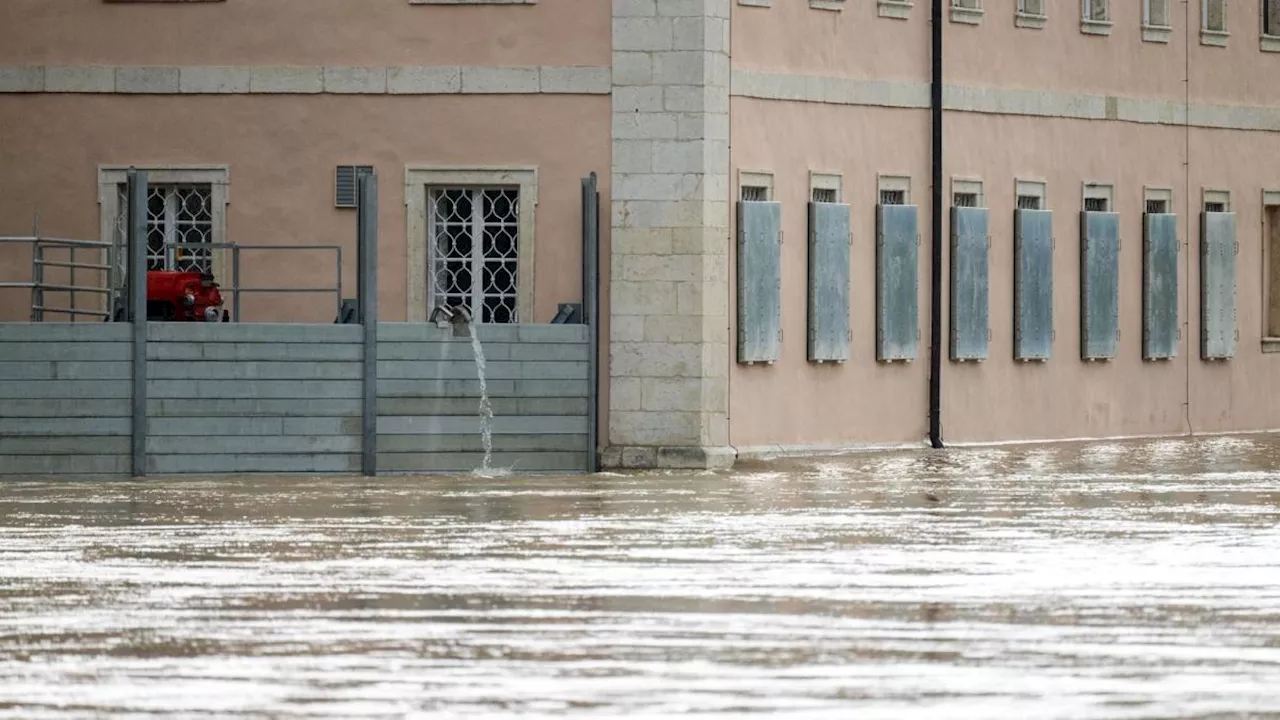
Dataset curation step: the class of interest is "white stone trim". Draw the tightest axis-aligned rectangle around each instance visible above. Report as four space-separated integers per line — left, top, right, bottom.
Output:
97 165 231 286
738 0 772 6
730 70 1280 133
878 0 913 18
1264 34 1280 52
950 4 984 25
1142 24 1173 43
810 0 845 11
403 166 537 323
1081 18 1113 35
1264 190 1280 207
0 65 610 96
1201 29 1230 46
1015 11 1047 29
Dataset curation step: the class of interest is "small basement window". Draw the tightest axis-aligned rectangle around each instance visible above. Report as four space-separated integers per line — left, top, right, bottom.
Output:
742 186 770 202
1015 179 1047 211
1085 198 1109 212
1146 199 1169 214
1083 183 1114 213
739 170 774 202
880 190 906 206
813 188 838 204
878 175 911 206
1145 187 1173 215
810 172 843 204
1204 189 1231 213
1018 195 1043 210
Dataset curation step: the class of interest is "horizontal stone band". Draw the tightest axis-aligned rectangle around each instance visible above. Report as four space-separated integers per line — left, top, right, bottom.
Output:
0 64 611 96
732 69 1280 133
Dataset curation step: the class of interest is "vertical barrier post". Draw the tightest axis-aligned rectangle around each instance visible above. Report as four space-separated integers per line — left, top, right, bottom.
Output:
127 169 149 477
582 173 600 473
357 169 379 477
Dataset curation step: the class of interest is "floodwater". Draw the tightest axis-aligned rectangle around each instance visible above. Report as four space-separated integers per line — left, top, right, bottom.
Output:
2 436 1279 719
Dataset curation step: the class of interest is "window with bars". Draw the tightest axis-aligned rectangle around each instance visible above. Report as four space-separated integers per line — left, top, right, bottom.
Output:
1084 198 1109 212
953 192 979 208
116 184 215 272
1267 0 1280 35
1146 199 1170 214
1203 0 1226 30
880 189 906 206
953 0 980 8
428 187 520 324
812 187 839 204
1018 0 1044 15
1017 195 1043 210
1144 0 1170 26
741 185 770 202
1083 0 1109 21
1205 201 1227 213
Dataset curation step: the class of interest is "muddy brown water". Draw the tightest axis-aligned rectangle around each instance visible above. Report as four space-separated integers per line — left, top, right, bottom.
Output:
2 435 1279 718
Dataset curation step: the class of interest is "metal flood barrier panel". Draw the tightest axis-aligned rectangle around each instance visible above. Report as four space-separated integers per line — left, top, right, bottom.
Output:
1014 209 1054 361
0 322 591 477
0 324 133 475
146 324 364 474
737 201 782 364
808 202 851 363
876 204 919 362
951 206 990 361
1143 213 1179 361
1081 211 1121 361
376 323 590 473
1201 212 1237 360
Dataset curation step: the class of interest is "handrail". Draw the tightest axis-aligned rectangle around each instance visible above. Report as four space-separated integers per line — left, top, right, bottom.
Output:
0 234 114 321
167 241 343 322
0 236 113 248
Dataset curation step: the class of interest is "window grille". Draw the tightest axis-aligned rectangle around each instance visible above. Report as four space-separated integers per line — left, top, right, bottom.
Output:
1083 0 1109 21
1085 197 1109 212
1146 199 1170 214
1205 201 1227 213
880 189 906 206
741 186 769 202
116 184 214 273
429 187 520 324
1203 0 1226 30
1017 195 1043 210
1018 0 1044 14
812 187 838 204
1267 0 1280 35
1144 0 1169 26
953 0 980 8
953 192 979 208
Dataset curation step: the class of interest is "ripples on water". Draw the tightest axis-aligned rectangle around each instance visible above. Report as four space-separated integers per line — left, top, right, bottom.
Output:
1 435 1279 718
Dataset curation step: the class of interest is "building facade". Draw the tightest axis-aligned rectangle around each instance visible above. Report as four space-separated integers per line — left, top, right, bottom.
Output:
2 0 1279 470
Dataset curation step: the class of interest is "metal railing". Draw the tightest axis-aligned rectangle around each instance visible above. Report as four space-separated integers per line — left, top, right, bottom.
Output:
0 235 115 321
169 242 343 322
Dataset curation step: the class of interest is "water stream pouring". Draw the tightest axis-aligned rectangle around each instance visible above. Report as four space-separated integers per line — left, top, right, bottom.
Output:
432 305 495 473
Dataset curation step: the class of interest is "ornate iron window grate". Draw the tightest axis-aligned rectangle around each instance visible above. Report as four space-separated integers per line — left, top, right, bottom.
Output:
429 187 520 324
741 186 769 202
812 187 838 204
880 189 906 206
1017 195 1043 210
953 192 979 208
115 184 214 273
1146 199 1169 214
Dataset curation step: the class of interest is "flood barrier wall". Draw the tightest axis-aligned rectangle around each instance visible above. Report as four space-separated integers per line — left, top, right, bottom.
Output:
0 322 590 477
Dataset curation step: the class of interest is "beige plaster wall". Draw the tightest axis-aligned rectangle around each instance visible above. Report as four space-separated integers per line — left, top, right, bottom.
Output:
729 98 931 448
0 93 610 324
0 0 609 68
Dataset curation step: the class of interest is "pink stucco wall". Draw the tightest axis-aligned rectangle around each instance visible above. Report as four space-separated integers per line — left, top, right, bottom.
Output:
0 0 609 68
0 93 610 323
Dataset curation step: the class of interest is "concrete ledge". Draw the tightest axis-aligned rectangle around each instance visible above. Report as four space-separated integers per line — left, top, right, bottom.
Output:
0 65 610 96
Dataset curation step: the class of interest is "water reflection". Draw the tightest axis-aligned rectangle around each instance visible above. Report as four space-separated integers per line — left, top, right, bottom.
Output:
2 435 1280 718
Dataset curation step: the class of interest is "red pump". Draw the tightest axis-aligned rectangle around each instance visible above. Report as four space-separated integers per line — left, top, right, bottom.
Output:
144 271 229 322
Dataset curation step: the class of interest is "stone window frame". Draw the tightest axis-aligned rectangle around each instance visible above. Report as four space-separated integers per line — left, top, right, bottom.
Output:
739 170 775 202
1015 178 1048 210
878 175 912 206
405 166 537 323
879 0 913 19
951 0 984 25
1260 189 1280 348
1202 187 1232 213
1265 0 1280 51
737 0 772 7
1143 0 1173 42
1201 0 1230 46
952 177 985 208
1144 186 1175 215
97 164 231 289
1016 0 1047 29
1082 182 1115 212
1081 0 1113 35
810 172 843 204
810 0 845 11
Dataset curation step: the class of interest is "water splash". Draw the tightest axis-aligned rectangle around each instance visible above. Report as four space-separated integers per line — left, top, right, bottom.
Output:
466 322 495 473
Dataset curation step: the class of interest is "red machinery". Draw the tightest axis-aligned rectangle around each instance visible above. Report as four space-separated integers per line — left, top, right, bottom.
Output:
143 271 229 322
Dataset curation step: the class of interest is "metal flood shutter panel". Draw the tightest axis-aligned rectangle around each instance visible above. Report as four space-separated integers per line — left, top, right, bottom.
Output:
1201 212 1237 359
737 201 782 364
808 202 851 363
1081 211 1121 360
950 207 990 361
1015 209 1053 360
876 204 919 361
1143 213 1179 360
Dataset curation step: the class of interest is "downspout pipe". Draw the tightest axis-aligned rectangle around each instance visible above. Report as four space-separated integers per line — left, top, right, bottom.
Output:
928 0 944 449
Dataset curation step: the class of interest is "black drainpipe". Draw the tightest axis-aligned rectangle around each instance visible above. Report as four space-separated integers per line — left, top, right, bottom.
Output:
928 0 945 449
